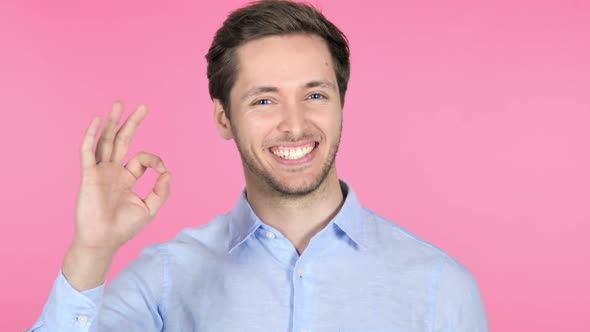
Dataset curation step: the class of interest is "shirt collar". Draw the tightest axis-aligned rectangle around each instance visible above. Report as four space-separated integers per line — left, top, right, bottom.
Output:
227 180 367 253
330 180 368 249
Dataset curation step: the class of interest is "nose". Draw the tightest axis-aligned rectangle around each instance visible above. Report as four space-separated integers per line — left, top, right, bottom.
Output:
277 101 307 137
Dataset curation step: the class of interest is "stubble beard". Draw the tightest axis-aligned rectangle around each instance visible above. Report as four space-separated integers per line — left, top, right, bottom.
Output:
233 127 342 198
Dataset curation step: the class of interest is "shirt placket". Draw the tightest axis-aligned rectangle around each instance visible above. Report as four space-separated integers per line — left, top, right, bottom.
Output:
292 256 313 332
256 225 317 332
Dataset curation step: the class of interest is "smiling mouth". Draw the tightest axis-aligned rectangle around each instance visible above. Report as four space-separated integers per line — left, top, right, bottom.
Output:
269 142 318 160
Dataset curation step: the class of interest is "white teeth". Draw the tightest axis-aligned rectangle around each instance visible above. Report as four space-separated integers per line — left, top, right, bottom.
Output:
272 145 315 160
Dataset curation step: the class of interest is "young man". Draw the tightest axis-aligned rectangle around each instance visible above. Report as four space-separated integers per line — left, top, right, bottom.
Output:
30 1 488 331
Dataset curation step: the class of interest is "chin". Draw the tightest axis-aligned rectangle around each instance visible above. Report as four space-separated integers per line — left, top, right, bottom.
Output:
270 180 322 197
268 169 332 197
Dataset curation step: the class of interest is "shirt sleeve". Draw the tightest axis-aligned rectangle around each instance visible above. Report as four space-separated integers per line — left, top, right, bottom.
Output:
433 257 489 332
27 269 104 332
88 245 166 332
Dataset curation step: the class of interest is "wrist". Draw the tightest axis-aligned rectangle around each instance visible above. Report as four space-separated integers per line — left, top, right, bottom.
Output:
62 244 117 291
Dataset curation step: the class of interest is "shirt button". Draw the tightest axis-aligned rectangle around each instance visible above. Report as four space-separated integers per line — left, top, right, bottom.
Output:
265 232 276 239
77 314 89 325
296 268 305 277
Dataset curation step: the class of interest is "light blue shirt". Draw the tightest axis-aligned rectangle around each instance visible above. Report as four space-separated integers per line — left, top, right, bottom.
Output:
30 181 487 331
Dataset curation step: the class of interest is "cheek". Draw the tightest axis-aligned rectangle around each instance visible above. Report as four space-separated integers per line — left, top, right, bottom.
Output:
311 108 342 136
236 113 277 146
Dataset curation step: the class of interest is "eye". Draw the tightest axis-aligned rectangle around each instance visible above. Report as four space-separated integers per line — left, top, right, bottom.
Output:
307 93 326 100
253 99 273 105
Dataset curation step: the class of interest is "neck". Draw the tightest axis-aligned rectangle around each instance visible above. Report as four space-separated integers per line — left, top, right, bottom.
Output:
244 168 344 255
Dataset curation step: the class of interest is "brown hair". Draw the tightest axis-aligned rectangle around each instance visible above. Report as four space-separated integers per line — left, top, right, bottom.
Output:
206 0 350 118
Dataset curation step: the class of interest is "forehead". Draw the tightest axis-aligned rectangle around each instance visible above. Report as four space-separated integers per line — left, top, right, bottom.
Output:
233 33 337 91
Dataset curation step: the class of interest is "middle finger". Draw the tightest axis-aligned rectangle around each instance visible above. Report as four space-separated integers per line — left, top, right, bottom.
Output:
95 101 124 163
111 104 148 164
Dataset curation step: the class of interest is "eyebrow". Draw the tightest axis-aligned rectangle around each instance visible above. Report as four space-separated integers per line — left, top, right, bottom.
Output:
241 86 279 101
240 80 337 101
305 80 337 92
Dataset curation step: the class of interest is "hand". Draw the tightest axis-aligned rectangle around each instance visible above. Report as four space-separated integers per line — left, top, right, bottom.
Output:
63 101 171 290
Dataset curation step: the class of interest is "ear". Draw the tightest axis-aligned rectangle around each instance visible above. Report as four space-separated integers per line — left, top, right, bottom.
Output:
213 99 233 140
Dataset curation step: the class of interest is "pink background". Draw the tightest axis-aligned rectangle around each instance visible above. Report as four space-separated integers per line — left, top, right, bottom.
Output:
1 0 589 330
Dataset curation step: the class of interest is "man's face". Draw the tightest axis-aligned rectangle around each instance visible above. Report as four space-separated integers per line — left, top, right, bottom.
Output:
219 33 343 197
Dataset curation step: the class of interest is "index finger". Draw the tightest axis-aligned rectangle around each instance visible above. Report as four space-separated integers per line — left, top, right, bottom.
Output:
80 116 102 170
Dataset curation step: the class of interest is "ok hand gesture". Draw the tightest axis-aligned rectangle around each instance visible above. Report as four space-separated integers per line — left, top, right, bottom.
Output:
63 101 171 290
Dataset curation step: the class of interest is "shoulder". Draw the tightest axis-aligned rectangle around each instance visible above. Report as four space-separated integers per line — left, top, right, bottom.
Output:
362 208 487 327
362 207 454 264
362 208 480 286
143 212 232 262
112 212 231 278
363 208 487 328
